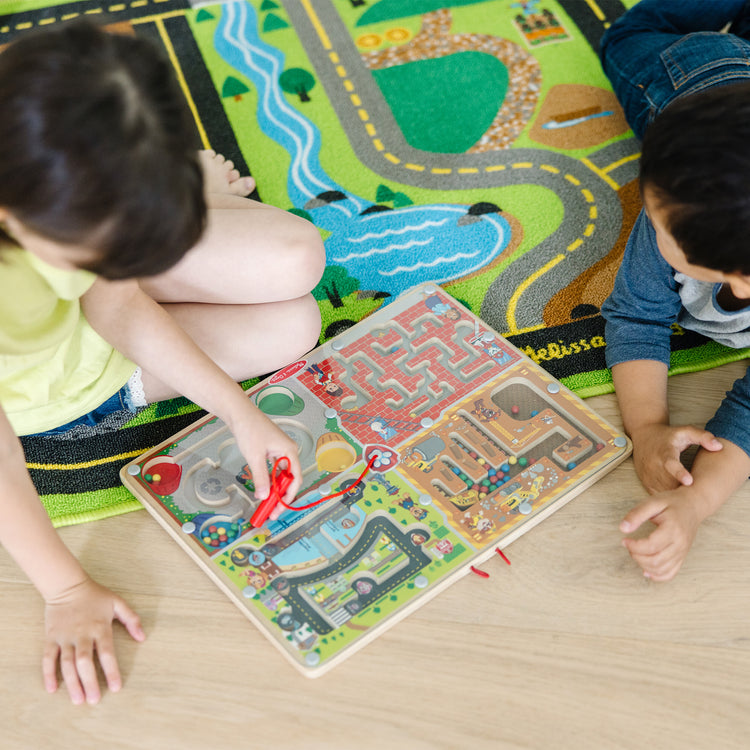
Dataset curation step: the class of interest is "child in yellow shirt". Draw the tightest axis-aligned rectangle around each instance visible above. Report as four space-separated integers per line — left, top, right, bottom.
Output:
0 21 324 704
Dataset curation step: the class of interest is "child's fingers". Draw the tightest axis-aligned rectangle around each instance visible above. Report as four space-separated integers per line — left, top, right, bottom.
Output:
284 452 303 501
673 425 722 453
623 524 671 557
114 598 146 643
42 642 60 694
58 644 86 705
632 544 681 581
645 561 683 582
72 641 102 705
693 429 723 452
248 457 271 499
619 497 666 534
95 631 123 694
664 457 693 486
625 537 673 581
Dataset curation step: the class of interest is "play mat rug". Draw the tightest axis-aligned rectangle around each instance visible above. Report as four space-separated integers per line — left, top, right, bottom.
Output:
2 0 746 525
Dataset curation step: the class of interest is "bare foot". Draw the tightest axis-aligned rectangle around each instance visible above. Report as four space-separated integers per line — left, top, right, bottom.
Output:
198 149 256 197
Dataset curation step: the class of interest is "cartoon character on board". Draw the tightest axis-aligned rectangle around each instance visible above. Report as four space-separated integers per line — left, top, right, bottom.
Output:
468 514 495 533
424 293 461 321
471 399 497 422
394 494 428 521
307 363 344 397
471 336 514 367
370 419 397 441
242 569 267 590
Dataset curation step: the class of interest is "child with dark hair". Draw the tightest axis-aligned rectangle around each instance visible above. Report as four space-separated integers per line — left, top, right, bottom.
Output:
0 22 324 703
600 1 750 582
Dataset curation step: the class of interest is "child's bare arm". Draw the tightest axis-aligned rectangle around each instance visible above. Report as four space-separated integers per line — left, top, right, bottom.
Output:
611 359 722 492
621 437 750 581
80 277 302 501
0 407 144 704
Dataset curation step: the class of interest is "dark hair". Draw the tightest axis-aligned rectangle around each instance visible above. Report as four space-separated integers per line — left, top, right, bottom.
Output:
640 81 750 275
0 20 206 279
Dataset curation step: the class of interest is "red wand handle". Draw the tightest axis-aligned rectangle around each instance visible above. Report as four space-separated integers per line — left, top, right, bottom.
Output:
249 459 293 528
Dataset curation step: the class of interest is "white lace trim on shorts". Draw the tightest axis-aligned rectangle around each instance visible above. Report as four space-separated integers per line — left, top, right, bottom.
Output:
126 367 148 409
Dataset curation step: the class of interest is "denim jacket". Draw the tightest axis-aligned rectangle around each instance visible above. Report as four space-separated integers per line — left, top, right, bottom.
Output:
602 209 750 457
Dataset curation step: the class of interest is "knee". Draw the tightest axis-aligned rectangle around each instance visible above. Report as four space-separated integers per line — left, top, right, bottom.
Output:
282 217 326 299
304 295 323 351
289 293 322 356
598 24 615 66
598 0 654 68
598 12 634 68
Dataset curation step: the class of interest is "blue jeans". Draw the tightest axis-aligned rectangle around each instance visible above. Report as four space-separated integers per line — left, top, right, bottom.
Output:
600 0 750 139
37 383 140 436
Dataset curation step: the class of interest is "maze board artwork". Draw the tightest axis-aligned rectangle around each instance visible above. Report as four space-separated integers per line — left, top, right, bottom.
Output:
121 284 631 676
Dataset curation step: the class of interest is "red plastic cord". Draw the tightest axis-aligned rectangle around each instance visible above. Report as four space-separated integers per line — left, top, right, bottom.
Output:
274 454 377 513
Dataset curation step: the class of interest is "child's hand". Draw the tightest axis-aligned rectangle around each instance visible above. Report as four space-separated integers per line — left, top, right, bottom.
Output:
630 423 722 493
620 488 702 581
43 577 145 705
231 408 303 502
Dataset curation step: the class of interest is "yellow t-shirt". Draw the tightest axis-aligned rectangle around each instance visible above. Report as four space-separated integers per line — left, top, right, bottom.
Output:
0 247 136 435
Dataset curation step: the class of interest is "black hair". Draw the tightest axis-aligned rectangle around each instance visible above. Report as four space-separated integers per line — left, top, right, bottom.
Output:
0 20 206 279
640 81 750 275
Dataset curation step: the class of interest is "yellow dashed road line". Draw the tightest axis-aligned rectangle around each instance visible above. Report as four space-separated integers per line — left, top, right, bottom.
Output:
301 0 331 50
566 238 583 252
580 156 620 190
1 0 179 35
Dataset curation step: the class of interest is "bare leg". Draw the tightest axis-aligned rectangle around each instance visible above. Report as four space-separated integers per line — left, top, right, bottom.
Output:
137 152 325 402
139 152 325 305
138 294 322 402
139 196 325 304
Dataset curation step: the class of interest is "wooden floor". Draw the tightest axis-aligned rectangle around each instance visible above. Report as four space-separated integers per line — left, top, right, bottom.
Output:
2 362 749 750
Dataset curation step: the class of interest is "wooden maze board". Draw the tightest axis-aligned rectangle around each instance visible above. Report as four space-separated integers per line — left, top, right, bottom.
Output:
121 284 631 676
